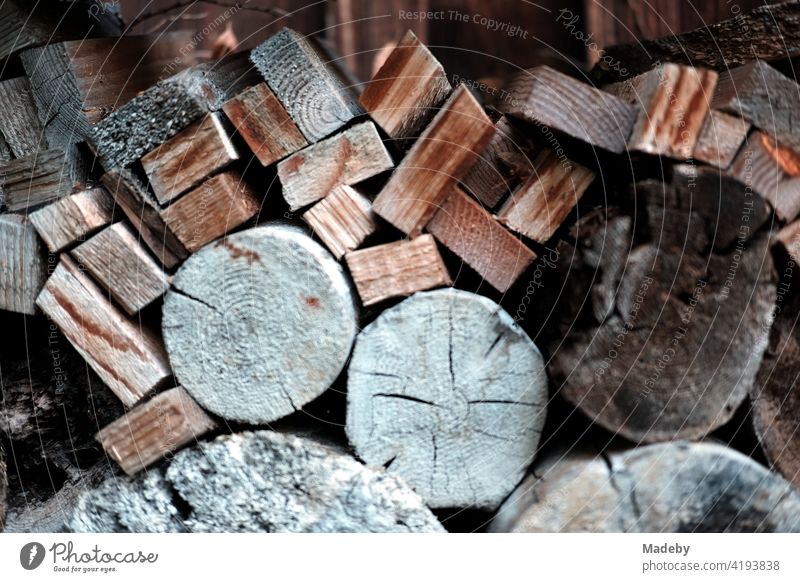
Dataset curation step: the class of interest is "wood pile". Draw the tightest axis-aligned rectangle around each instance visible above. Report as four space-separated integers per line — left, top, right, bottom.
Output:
2 1 800 533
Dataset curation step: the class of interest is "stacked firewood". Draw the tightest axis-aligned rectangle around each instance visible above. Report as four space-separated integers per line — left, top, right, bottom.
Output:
2 1 800 533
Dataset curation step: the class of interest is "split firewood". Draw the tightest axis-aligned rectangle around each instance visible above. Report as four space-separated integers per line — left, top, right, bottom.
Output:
347 288 548 509
91 52 258 169
777 220 800 265
250 28 364 143
71 222 171 315
373 85 495 237
693 110 751 169
36 255 172 408
605 64 718 160
426 186 536 292
0 215 46 315
141 113 239 205
359 30 452 142
100 169 188 269
496 148 595 244
0 443 6 531
97 387 217 476
162 225 357 424
345 235 452 306
593 1 800 82
21 34 193 148
160 172 261 253
498 66 638 154
222 82 308 167
492 442 800 532
278 121 393 211
29 187 115 253
69 431 443 533
0 77 45 158
0 147 88 212
303 184 377 259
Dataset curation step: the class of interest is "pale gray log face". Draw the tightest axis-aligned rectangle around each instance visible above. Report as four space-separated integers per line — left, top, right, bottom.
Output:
346 289 548 510
162 225 357 424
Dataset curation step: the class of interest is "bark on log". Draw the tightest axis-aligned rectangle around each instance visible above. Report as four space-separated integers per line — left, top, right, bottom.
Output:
0 215 47 315
29 187 115 253
492 442 800 532
69 430 444 533
162 225 357 424
346 288 548 509
303 184 378 259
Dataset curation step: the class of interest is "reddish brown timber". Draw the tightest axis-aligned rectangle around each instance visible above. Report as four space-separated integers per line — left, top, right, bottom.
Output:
29 187 115 252
303 185 377 259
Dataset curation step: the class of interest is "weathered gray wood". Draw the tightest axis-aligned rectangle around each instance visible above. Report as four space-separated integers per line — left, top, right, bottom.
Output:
492 442 800 532
69 430 444 533
250 28 364 143
693 110 750 169
29 187 115 253
0 215 46 315
303 184 378 259
0 146 88 212
162 225 357 424
0 443 6 531
278 121 393 210
0 77 45 158
346 288 548 510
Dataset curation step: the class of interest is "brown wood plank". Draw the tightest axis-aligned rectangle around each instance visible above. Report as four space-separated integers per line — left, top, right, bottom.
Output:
693 110 750 169
303 185 378 259
0 215 46 315
29 187 115 252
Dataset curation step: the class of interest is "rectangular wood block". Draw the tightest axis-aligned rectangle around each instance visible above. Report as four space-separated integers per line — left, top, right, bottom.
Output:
96 386 216 475
278 121 394 211
1 147 87 212
161 172 261 253
222 82 308 167
427 187 537 292
303 185 377 259
373 85 495 237
36 255 172 407
693 110 750 169
0 214 46 315
345 234 452 306
141 113 239 205
0 77 45 158
72 222 171 315
29 188 115 252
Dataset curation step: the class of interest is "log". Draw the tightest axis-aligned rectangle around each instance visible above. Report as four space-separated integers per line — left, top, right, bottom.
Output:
91 52 258 169
492 442 800 532
100 169 188 269
426 186 536 292
373 85 495 237
160 172 261 253
250 28 364 143
221 82 308 167
69 430 444 533
278 121 393 211
359 30 452 142
36 255 172 408
71 222 171 315
0 77 45 158
29 187 115 253
162 225 357 424
693 110 750 169
0 215 46 315
0 147 88 212
302 184 377 259
346 288 548 509
141 113 239 206
605 64 718 160
498 66 638 154
345 235 452 306
496 148 595 244
97 387 217 476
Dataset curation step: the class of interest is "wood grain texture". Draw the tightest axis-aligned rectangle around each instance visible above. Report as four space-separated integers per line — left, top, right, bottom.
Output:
161 172 261 253
0 77 45 158
72 222 171 315
250 28 364 143
36 255 172 408
97 387 216 476
346 288 548 509
101 170 188 269
303 185 377 259
359 30 451 141
141 113 239 205
162 225 357 424
278 121 393 211
0 147 88 212
0 215 46 315
693 110 750 169
222 82 308 167
499 66 638 154
427 186 536 292
29 187 115 252
373 85 495 236
497 148 595 243
345 235 452 306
